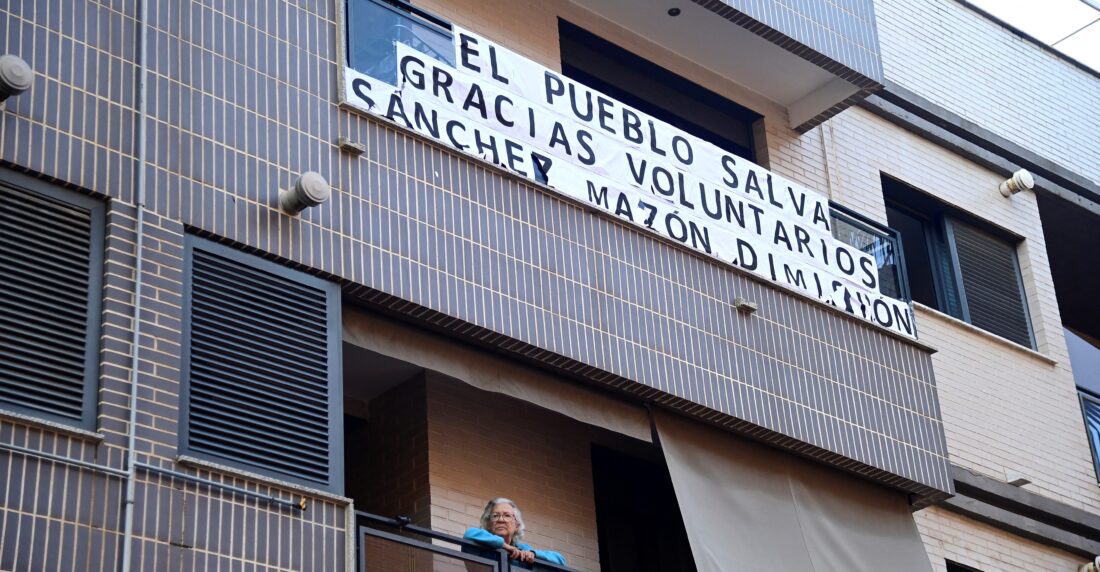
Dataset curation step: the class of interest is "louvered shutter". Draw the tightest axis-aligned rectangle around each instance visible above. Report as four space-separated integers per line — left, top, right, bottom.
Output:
949 219 1034 348
182 237 342 491
1082 395 1100 481
0 177 103 426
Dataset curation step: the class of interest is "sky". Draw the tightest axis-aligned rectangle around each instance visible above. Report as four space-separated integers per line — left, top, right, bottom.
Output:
967 0 1100 72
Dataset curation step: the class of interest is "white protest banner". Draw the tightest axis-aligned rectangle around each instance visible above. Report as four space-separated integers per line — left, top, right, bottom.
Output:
342 30 917 339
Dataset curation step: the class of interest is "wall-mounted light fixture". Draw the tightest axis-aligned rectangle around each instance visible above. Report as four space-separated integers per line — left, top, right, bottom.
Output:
734 297 758 315
999 169 1035 198
0 54 33 106
279 171 330 215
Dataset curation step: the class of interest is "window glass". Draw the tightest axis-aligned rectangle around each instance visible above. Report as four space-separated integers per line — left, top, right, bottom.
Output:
1081 393 1100 483
558 20 760 161
830 206 906 300
347 0 454 85
1067 328 1100 396
885 204 938 309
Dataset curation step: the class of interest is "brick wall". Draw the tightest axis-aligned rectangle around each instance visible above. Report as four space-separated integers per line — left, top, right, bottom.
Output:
915 506 1082 572
876 0 1100 186
359 375 432 526
423 374 602 572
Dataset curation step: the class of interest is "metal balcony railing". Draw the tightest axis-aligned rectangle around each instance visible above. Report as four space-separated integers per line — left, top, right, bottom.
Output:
356 512 580 572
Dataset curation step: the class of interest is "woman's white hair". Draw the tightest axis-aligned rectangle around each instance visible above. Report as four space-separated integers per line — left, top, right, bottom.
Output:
479 497 526 543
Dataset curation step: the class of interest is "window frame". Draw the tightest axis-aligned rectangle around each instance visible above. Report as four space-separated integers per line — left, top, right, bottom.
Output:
179 235 345 493
828 202 911 302
883 176 1034 348
344 0 454 85
1080 390 1100 484
0 169 105 431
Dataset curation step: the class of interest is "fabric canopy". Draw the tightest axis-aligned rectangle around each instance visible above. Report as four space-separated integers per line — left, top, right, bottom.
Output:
653 410 933 572
342 309 652 443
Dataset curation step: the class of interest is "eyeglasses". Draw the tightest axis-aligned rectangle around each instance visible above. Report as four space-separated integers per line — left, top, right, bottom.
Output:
488 513 516 522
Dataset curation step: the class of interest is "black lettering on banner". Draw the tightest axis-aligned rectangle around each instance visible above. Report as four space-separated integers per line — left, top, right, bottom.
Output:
385 94 412 128
459 33 481 73
626 153 647 185
548 122 572 156
772 220 792 251
700 185 723 221
638 201 658 228
736 239 758 271
786 185 807 217
859 256 878 289
793 225 812 257
745 169 764 201
783 265 808 290
527 107 537 138
544 72 565 105
474 129 499 164
721 155 739 189
893 305 914 337
675 172 695 209
622 108 643 144
487 44 510 84
445 120 468 150
587 181 609 208
576 129 595 166
653 166 675 198
351 78 375 108
872 298 894 329
462 83 488 119
532 153 553 182
672 136 693 166
597 96 616 135
504 140 527 176
400 54 426 88
836 247 855 277
569 82 594 122
764 174 783 209
615 192 635 221
494 95 514 127
432 67 454 103
813 204 831 230
412 102 440 139
767 253 776 281
666 212 688 242
647 121 667 156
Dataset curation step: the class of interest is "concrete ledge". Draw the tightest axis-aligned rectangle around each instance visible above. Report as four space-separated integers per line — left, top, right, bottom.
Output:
940 464 1100 558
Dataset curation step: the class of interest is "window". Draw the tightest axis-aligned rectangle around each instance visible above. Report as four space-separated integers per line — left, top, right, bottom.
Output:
0 170 104 429
946 561 984 572
1082 392 1100 483
181 237 344 492
830 204 908 300
346 0 453 86
558 20 761 161
883 176 1034 348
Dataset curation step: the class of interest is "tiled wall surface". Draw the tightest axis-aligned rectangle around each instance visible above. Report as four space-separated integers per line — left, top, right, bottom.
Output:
876 0 1100 186
0 0 959 569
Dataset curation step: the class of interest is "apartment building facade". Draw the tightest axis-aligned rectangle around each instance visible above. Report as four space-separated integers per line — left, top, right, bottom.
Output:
0 0 1097 570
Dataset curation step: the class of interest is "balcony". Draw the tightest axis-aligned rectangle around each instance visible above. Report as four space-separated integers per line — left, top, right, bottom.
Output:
565 0 884 130
357 512 581 572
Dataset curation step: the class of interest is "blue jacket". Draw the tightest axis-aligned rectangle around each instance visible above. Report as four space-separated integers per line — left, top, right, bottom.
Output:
462 528 568 568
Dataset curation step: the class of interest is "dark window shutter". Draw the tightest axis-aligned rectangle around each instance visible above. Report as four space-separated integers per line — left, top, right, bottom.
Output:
0 177 103 426
950 219 1033 348
183 238 342 490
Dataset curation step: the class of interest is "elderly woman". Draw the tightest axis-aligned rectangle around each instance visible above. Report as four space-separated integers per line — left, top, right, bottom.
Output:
463 498 567 568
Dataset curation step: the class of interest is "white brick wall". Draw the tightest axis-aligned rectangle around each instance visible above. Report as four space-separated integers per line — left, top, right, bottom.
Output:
915 506 1083 572
876 0 1100 187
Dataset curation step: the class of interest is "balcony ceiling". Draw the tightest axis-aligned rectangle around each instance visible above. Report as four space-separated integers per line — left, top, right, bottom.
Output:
568 0 865 129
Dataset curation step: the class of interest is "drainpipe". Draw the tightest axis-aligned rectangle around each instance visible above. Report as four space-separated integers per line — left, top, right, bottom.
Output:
119 0 150 567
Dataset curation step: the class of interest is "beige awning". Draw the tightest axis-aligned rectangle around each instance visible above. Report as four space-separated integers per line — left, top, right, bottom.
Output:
342 308 652 443
653 410 933 572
